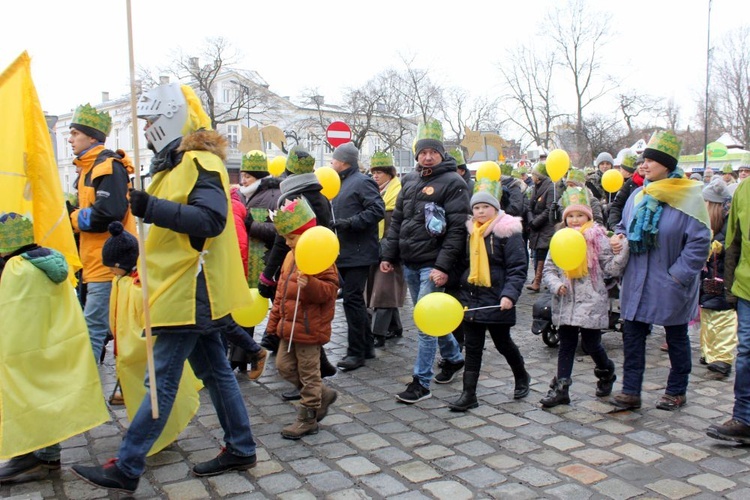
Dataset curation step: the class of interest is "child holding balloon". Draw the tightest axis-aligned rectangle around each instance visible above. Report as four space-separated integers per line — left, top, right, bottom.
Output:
265 197 339 440
540 187 629 408
449 181 529 412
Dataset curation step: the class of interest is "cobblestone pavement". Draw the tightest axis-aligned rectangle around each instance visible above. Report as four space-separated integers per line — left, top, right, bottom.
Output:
2 277 749 499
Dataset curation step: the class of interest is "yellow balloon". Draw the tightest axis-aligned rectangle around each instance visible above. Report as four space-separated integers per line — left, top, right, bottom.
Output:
268 155 287 177
413 292 464 337
546 149 571 182
315 166 341 200
231 288 270 327
549 228 587 271
295 226 340 275
475 161 501 181
601 169 624 193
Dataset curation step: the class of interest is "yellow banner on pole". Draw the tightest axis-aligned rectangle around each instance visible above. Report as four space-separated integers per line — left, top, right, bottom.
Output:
0 52 81 276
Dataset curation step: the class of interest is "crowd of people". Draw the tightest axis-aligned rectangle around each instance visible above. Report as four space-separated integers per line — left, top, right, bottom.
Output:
2 81 750 495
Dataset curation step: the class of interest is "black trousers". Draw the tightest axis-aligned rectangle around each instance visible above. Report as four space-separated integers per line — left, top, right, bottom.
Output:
556 325 610 379
339 266 373 359
463 322 524 373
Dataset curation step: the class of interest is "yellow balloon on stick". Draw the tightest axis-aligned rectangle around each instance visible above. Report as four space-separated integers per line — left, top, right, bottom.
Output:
413 292 464 337
295 226 340 275
549 228 587 271
475 161 501 181
231 288 270 327
546 149 571 182
315 166 341 200
268 156 287 177
601 169 624 193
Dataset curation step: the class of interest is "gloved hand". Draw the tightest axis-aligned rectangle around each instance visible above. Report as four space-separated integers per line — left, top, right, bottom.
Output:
66 200 77 216
257 273 277 299
334 218 352 232
129 189 150 218
549 202 561 224
245 210 254 231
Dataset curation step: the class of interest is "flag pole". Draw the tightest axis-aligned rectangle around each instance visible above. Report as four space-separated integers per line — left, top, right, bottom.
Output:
126 0 159 419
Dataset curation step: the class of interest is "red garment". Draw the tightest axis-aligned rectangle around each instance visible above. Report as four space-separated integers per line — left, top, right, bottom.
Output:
632 172 645 187
230 189 249 277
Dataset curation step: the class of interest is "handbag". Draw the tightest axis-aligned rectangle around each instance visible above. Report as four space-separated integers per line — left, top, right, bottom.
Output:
701 254 724 296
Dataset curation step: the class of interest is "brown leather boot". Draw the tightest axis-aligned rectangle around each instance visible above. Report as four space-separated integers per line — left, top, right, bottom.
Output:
281 406 319 440
316 385 339 422
526 261 544 292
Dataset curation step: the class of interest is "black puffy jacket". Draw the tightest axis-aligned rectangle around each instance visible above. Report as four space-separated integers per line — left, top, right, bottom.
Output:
382 156 470 272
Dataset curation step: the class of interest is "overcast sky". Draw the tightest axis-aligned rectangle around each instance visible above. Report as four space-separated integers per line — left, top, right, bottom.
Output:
1 0 745 132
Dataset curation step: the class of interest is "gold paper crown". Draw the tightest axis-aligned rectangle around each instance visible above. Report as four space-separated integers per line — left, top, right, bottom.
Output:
370 151 394 168
241 150 269 172
286 147 315 174
273 198 316 236
71 103 112 137
0 212 34 254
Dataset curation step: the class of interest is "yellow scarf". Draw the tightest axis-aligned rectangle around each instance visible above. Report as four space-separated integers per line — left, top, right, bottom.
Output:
468 216 496 287
564 221 594 280
633 178 711 230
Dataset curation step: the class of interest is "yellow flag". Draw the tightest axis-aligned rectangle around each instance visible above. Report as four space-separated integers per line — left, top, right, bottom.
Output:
0 52 81 276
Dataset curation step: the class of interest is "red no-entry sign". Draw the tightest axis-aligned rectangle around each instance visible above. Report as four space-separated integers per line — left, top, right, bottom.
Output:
326 121 352 148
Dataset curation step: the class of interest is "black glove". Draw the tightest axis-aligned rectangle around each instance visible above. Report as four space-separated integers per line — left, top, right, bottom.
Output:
129 189 150 218
549 202 561 224
334 218 352 232
257 273 277 299
245 211 254 232
66 200 77 216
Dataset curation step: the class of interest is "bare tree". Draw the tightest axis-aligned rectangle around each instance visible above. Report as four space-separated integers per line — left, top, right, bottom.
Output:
618 90 662 133
546 0 613 163
165 37 276 129
394 55 444 123
582 113 625 163
661 97 681 131
442 88 504 144
499 44 563 150
712 26 750 146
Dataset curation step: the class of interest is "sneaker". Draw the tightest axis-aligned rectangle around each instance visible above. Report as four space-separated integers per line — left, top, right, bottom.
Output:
707 418 750 444
0 452 60 483
396 376 432 404
72 459 138 494
656 393 686 411
192 447 257 477
434 359 465 384
247 348 267 381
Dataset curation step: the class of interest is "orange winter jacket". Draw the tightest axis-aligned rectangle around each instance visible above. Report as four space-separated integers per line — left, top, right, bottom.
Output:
266 252 338 345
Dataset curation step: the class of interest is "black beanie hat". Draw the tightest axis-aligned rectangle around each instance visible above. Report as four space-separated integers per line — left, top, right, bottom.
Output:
102 221 139 272
70 123 107 143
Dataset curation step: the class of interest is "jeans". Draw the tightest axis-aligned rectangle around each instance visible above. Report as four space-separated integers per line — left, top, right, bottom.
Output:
733 299 750 425
222 320 261 354
339 266 373 360
463 322 524 373
84 281 112 362
622 320 691 397
403 266 463 388
557 325 611 380
116 327 256 478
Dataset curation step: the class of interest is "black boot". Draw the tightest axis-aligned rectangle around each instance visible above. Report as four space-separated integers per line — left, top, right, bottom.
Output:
540 377 571 408
594 361 617 397
449 371 480 412
320 349 337 378
511 364 531 399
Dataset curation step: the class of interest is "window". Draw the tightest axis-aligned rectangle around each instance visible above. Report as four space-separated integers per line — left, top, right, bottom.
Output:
227 125 239 148
223 87 240 104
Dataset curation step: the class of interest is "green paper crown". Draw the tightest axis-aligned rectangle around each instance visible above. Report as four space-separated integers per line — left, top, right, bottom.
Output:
566 168 586 186
621 153 637 170
0 212 34 254
273 197 316 236
241 150 269 172
741 153 750 168
499 163 512 176
416 118 443 142
722 163 734 174
561 186 590 209
448 147 465 165
71 103 112 137
370 151 394 168
473 178 502 200
511 170 522 179
516 165 528 175
286 147 315 174
646 130 682 162
533 162 548 178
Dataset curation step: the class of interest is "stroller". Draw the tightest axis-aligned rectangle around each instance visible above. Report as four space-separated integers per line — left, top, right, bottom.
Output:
531 277 622 348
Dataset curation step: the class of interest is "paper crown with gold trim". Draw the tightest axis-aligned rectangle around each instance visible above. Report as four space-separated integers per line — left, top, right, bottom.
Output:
71 103 112 141
448 147 466 166
473 178 502 200
286 146 315 174
273 197 316 236
0 212 34 254
241 150 269 172
561 186 593 221
414 118 445 158
370 151 394 168
643 130 682 171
